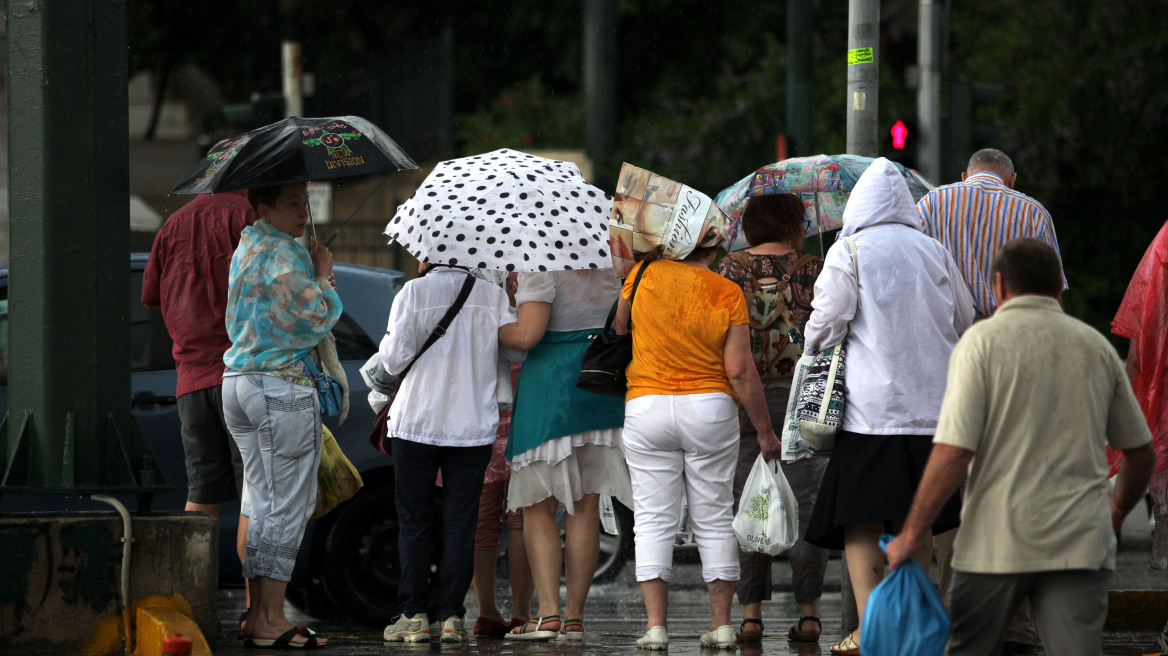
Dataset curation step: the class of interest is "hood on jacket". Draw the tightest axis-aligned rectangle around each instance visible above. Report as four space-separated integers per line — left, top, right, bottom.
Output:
840 157 923 237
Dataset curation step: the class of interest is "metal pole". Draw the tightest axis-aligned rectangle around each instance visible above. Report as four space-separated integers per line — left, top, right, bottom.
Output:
282 40 304 118
786 0 815 157
4 0 165 493
583 0 616 182
842 0 880 632
846 0 880 157
917 0 943 183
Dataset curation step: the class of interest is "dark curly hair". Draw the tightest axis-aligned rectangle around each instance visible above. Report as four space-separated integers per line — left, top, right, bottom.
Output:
741 193 806 247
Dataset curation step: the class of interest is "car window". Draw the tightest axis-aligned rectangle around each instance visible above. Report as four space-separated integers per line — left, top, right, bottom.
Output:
332 310 377 360
0 271 377 383
0 295 7 386
130 271 178 372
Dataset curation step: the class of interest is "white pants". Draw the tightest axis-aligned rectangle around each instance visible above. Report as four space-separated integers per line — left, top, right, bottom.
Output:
623 393 741 583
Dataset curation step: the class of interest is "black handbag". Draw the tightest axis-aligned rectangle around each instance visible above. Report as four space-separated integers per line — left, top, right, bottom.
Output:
576 260 652 398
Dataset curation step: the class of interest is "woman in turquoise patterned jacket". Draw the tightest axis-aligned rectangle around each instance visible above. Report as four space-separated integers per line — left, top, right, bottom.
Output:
223 181 341 649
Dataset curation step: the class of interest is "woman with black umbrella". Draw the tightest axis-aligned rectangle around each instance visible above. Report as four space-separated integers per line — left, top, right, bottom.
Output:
222 181 341 649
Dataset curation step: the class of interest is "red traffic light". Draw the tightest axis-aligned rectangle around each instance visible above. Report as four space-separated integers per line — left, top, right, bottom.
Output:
890 120 908 150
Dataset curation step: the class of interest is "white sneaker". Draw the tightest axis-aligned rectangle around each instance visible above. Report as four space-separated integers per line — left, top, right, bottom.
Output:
384 613 430 642
700 625 736 650
637 626 669 650
440 616 465 644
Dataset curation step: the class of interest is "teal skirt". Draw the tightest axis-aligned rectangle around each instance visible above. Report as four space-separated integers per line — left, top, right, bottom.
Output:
506 329 626 460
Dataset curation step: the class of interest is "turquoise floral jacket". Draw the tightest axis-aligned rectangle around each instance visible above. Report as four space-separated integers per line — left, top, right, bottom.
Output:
223 219 342 374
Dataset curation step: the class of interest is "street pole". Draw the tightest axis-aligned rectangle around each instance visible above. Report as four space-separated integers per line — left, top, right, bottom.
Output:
583 0 616 182
282 40 304 118
846 0 880 157
917 0 943 183
841 0 880 632
4 0 165 493
786 0 815 157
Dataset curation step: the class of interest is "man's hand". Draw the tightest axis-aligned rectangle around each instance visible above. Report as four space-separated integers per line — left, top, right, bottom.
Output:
884 528 926 571
758 430 782 460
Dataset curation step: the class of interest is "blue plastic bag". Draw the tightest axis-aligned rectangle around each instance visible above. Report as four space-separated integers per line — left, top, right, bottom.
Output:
861 534 950 656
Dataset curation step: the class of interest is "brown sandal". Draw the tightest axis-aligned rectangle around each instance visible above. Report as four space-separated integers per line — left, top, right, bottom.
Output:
736 619 763 643
788 616 821 642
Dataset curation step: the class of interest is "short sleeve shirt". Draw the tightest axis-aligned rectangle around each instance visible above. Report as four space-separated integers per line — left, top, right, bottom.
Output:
141 191 254 396
935 295 1151 573
514 269 622 332
623 260 748 402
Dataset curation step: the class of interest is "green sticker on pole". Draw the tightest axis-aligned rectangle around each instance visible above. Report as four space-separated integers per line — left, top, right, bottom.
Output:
847 48 874 65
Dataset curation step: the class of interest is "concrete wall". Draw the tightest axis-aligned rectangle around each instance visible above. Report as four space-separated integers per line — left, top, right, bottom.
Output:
0 512 217 655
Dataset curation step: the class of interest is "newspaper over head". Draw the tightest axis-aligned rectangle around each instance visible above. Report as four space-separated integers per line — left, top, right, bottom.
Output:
608 163 732 278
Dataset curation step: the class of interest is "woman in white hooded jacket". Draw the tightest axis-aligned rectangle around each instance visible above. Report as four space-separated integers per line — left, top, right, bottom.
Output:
801 159 975 655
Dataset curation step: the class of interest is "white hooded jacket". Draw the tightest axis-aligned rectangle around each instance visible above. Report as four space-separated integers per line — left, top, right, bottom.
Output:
804 158 975 435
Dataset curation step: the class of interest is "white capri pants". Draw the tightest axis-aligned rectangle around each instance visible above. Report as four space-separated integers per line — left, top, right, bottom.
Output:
623 392 741 584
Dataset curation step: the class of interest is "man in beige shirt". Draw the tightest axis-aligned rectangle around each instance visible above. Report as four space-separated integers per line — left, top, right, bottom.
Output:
886 238 1154 656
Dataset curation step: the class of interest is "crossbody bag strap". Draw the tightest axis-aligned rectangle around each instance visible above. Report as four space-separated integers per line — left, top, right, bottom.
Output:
842 237 860 311
601 259 653 333
400 274 477 378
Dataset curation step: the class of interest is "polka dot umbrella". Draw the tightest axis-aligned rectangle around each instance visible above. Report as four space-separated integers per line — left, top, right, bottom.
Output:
385 149 613 272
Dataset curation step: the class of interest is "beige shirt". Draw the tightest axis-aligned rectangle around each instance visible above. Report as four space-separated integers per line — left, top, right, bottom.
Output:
935 295 1151 574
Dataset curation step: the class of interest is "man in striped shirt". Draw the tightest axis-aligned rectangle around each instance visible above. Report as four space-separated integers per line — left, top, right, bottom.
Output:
917 148 1066 320
917 148 1066 653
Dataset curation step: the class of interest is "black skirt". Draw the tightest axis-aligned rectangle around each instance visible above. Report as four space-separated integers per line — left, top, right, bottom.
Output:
804 430 962 551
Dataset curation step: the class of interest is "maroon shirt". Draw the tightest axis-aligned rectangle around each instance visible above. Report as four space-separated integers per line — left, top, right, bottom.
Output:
141 191 255 397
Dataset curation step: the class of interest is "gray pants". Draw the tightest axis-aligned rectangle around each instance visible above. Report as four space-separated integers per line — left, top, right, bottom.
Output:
946 568 1110 656
732 385 829 605
223 373 321 582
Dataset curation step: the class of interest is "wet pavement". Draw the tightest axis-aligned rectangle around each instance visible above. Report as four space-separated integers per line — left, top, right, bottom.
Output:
211 503 1168 655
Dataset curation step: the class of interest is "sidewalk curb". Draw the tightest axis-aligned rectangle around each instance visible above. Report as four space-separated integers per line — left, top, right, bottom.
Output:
1108 590 1168 630
134 605 211 656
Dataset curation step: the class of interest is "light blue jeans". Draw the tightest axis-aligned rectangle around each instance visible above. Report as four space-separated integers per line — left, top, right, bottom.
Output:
223 373 321 582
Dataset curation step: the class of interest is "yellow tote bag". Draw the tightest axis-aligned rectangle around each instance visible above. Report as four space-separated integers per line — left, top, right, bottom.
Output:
312 425 363 519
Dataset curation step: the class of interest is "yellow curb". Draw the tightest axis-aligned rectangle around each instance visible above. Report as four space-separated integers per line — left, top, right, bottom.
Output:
1107 590 1168 630
133 605 211 656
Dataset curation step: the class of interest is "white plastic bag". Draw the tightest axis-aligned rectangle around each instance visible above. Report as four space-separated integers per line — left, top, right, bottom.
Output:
732 455 799 556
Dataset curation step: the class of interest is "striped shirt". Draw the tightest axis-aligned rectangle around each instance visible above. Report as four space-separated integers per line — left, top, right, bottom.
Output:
917 172 1066 317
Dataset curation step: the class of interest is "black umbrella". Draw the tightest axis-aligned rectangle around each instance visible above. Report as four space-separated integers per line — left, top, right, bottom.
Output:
170 115 418 195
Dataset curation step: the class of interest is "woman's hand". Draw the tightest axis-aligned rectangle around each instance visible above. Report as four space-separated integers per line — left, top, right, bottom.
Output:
757 429 783 460
311 237 334 280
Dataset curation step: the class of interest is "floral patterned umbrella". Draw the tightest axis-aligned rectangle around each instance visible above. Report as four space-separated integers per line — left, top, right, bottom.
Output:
716 154 935 252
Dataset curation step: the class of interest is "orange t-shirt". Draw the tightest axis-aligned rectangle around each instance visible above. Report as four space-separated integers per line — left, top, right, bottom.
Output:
622 260 749 402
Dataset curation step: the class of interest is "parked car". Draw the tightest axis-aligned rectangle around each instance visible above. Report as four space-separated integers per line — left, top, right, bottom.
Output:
0 254 633 628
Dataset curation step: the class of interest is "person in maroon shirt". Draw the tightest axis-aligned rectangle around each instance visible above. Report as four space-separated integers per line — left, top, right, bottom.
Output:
142 188 255 623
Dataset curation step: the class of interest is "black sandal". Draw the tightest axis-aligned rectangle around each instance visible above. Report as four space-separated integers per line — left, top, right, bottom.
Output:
237 609 250 640
244 626 321 649
736 618 763 643
788 616 822 642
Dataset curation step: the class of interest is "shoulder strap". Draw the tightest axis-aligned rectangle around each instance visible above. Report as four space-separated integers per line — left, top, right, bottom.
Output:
842 237 860 311
401 274 476 377
603 259 652 333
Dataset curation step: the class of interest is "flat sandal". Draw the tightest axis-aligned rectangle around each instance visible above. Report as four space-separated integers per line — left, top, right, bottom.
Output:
504 615 560 641
829 632 860 655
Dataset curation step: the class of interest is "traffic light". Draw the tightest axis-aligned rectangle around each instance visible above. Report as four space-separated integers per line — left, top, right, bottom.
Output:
890 120 909 150
944 77 1005 178
884 115 917 170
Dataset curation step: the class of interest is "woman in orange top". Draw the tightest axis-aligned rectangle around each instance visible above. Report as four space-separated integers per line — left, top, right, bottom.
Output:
613 242 780 651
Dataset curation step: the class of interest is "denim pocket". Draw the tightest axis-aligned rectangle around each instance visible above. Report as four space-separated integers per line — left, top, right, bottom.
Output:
261 378 319 460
